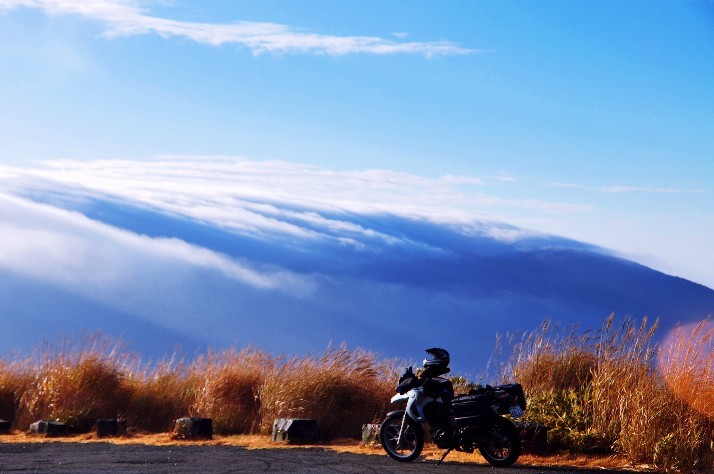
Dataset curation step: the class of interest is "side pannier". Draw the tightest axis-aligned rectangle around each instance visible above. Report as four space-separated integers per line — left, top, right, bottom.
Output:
495 383 526 411
451 393 491 419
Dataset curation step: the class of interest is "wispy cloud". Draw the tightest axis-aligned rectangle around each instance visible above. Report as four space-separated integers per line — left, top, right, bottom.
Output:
541 181 710 195
540 181 587 190
0 190 312 295
438 173 516 186
0 0 477 57
600 185 708 194
4 156 591 230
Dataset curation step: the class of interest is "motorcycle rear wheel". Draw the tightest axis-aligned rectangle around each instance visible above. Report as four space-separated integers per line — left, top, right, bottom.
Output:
380 413 423 462
477 416 521 467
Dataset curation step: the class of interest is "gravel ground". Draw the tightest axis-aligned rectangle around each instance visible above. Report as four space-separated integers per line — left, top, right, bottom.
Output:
0 442 626 474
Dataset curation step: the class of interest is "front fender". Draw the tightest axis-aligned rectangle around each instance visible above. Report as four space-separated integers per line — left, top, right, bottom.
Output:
385 409 405 419
390 392 410 403
382 410 424 437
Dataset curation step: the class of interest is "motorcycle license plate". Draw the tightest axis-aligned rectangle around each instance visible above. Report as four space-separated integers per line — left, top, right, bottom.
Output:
509 406 524 418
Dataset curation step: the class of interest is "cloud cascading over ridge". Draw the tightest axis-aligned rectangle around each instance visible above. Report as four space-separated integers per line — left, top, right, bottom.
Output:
0 191 312 295
1 157 590 231
0 157 601 362
0 0 476 57
1 157 713 371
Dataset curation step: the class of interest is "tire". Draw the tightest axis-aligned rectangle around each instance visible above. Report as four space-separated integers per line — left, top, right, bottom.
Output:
477 416 521 467
380 412 423 462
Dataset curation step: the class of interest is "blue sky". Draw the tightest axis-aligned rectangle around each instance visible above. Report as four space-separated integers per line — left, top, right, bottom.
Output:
1 0 713 289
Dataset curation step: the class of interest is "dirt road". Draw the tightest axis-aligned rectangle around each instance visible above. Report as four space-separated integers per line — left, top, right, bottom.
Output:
0 442 625 474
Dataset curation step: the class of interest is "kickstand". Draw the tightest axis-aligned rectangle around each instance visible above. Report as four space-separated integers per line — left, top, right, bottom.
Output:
437 447 453 465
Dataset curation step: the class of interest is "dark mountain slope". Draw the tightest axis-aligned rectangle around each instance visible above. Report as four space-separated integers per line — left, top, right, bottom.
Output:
0 270 205 358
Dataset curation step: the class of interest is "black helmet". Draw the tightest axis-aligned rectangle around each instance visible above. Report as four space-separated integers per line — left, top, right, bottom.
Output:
423 347 450 369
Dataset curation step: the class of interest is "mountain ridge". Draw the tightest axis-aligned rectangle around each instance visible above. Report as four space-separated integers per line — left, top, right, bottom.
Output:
1 188 712 372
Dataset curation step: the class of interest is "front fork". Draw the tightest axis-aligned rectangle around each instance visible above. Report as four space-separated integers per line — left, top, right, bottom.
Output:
396 410 409 447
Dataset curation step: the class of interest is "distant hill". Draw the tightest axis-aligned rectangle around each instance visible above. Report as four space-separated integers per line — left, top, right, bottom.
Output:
1 187 713 373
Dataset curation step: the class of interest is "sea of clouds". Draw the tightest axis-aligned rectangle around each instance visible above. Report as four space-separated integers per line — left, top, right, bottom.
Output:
1 157 709 371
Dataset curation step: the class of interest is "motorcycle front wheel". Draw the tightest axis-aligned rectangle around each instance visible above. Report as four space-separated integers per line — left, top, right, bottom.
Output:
477 416 521 467
380 413 423 462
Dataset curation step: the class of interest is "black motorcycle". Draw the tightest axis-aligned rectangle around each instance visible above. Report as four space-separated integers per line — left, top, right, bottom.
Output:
380 359 526 466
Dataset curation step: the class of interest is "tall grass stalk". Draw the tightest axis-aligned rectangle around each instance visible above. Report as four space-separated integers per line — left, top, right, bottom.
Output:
0 335 397 440
122 357 196 433
258 345 395 439
14 334 134 431
189 347 269 434
0 358 29 424
498 314 714 471
660 320 714 415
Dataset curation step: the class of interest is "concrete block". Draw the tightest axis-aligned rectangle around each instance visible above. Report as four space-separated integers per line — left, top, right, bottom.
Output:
96 419 127 438
29 420 68 437
272 418 318 444
0 419 11 434
361 423 380 445
173 417 213 440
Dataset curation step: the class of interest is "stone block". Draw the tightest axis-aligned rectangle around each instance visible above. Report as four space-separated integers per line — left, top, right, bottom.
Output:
272 418 318 444
173 417 213 440
96 419 127 438
0 419 11 434
29 420 68 437
361 423 380 445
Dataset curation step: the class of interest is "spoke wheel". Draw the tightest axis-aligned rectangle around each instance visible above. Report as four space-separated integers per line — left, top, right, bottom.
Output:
380 413 423 462
478 416 521 467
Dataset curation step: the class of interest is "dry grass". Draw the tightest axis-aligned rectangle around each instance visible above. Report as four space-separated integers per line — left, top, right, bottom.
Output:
659 320 714 416
122 358 196 433
189 347 268 434
10 335 134 431
498 314 714 472
0 359 28 423
0 337 395 442
258 345 395 439
495 320 598 391
2 317 712 472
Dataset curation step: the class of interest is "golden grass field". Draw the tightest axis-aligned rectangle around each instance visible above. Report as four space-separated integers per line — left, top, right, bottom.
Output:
0 315 711 472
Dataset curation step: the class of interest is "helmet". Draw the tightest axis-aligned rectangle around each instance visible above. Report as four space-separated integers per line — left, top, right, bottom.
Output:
423 347 450 369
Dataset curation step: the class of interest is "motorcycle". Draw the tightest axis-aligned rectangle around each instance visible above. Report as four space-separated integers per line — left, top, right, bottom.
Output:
380 363 526 466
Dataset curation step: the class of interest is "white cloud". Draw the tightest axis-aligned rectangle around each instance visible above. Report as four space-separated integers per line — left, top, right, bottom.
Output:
0 192 311 295
0 0 476 57
540 181 587 189
541 180 710 195
9 156 591 231
4 156 713 291
601 185 705 194
437 174 515 186
1 156 713 366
